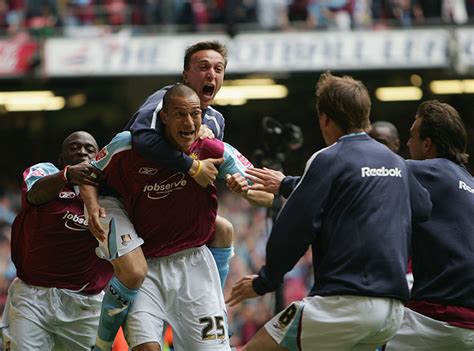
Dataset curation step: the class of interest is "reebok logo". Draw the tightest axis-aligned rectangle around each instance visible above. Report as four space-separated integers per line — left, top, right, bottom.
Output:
143 173 187 199
361 167 402 178
459 181 474 194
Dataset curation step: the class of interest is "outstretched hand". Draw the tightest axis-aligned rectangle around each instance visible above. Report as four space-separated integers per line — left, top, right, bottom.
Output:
225 173 249 193
67 163 102 187
85 205 108 242
246 167 285 195
225 274 259 307
193 157 224 188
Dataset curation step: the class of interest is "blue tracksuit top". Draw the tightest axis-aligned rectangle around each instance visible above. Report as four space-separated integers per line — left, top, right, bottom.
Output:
408 158 474 308
124 85 225 173
253 133 432 302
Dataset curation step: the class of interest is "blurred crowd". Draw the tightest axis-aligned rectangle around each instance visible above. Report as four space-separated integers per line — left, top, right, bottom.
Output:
0 0 473 37
0 182 314 344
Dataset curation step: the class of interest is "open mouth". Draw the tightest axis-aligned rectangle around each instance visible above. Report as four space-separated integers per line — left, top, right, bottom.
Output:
179 131 195 138
202 84 215 97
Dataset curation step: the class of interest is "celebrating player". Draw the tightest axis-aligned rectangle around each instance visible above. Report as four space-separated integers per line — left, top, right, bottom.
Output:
2 131 113 350
386 101 474 350
226 72 432 351
87 40 236 350
82 84 273 350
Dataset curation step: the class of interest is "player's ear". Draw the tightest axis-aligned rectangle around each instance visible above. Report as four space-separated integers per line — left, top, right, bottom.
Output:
160 110 168 125
422 137 432 151
182 70 189 85
394 139 400 153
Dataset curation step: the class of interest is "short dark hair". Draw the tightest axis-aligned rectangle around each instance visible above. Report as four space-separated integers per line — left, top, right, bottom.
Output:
162 84 199 112
183 41 228 70
416 100 469 165
315 72 371 133
372 121 399 139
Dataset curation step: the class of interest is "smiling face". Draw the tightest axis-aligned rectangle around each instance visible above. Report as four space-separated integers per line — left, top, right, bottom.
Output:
182 49 225 109
60 131 98 166
160 93 202 151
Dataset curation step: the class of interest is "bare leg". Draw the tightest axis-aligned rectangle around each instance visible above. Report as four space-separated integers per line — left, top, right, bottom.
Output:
242 327 287 351
133 342 161 351
209 215 234 248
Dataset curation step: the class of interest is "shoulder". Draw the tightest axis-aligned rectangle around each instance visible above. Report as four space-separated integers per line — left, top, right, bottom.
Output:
24 162 59 179
406 159 438 174
93 132 133 168
204 106 225 122
193 138 224 159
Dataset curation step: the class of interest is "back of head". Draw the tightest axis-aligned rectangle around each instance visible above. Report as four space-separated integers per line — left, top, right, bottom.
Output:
416 100 469 165
370 121 400 153
315 72 371 133
183 41 228 70
371 121 399 139
162 84 199 111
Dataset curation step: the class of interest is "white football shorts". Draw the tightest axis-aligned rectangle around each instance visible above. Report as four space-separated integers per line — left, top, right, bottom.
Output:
264 294 404 351
1 278 103 351
92 196 144 261
385 307 474 351
124 246 231 351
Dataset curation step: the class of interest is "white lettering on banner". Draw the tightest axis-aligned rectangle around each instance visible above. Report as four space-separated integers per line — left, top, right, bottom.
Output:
230 30 449 72
361 167 402 178
459 181 474 194
456 29 474 70
44 30 454 76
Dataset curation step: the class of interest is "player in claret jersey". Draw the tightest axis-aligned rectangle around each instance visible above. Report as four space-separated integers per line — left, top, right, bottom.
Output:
2 131 113 351
82 84 273 351
86 41 237 350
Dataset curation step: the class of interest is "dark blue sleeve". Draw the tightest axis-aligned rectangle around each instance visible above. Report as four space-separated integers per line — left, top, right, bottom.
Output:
279 176 301 198
128 109 193 173
253 153 332 295
406 161 432 223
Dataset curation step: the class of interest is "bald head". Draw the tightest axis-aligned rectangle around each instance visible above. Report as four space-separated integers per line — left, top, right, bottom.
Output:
60 131 99 166
369 121 400 153
160 84 202 151
162 84 199 112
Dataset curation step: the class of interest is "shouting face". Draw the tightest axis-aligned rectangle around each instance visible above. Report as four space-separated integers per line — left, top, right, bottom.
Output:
160 93 202 151
183 49 225 109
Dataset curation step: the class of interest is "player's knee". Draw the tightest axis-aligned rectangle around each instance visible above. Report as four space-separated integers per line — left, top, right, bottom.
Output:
132 341 161 351
112 248 148 289
210 216 234 248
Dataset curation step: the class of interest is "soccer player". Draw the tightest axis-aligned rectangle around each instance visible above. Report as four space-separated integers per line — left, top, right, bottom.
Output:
1 131 113 350
83 84 273 351
87 40 236 350
369 121 400 153
226 72 432 351
385 101 474 350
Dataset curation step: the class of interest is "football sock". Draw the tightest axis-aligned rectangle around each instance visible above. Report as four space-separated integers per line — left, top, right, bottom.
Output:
94 276 138 351
209 246 233 289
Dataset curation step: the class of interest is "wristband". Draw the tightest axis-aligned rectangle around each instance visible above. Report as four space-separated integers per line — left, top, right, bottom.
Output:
190 160 202 178
61 165 70 183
